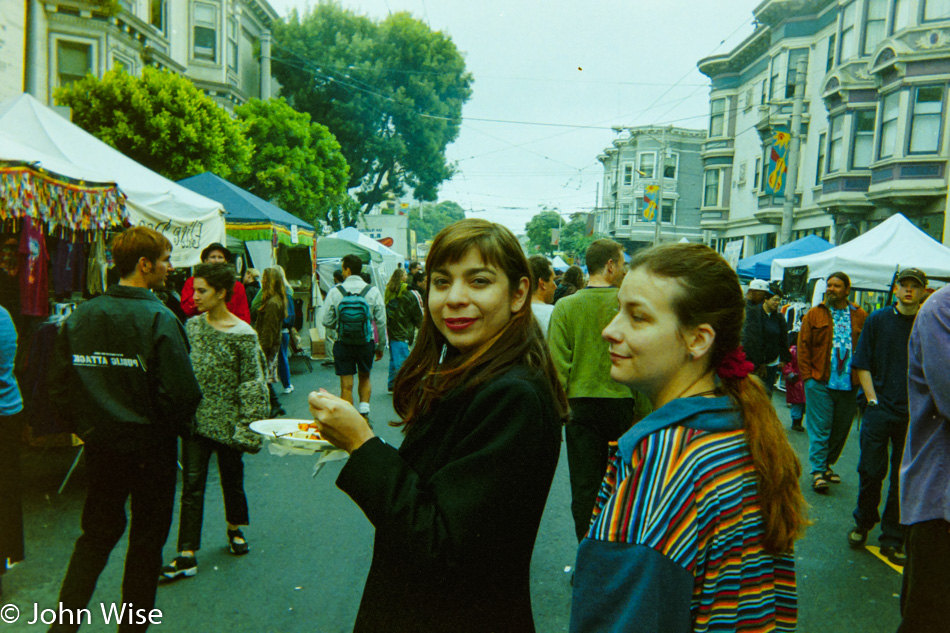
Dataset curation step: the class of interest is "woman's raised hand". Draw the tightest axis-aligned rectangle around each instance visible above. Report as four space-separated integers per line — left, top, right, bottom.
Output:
308 389 375 453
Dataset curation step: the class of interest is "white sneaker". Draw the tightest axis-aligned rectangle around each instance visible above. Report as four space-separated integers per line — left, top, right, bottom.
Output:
283 385 295 394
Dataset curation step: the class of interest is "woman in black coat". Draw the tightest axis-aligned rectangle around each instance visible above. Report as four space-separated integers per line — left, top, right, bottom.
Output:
309 219 568 633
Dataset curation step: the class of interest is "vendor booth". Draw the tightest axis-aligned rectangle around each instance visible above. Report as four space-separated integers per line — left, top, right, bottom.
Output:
0 93 225 268
177 172 317 328
770 213 950 291
737 235 833 281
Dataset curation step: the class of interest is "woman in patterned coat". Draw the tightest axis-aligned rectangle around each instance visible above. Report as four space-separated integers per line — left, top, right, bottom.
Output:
570 243 807 633
160 263 269 582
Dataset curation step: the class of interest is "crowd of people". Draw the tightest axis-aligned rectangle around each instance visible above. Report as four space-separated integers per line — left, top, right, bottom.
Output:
0 220 946 633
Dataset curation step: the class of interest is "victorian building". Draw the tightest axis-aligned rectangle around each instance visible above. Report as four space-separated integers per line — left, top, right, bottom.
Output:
593 125 707 251
22 0 279 111
698 0 950 256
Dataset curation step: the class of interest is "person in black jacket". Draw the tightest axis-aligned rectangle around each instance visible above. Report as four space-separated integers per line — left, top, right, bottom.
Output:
308 219 568 633
48 227 202 633
742 281 791 394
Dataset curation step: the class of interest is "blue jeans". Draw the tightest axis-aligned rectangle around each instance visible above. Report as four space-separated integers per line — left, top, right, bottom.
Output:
388 341 411 389
804 379 856 474
278 330 291 389
790 402 805 422
853 405 907 548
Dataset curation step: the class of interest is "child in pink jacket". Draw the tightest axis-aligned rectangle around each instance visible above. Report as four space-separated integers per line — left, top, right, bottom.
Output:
782 344 806 432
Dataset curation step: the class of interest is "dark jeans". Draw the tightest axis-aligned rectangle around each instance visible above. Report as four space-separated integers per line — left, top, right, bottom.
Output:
53 440 177 633
565 397 636 542
804 380 856 474
853 405 907 548
177 434 249 552
278 329 292 389
0 412 25 572
898 520 950 633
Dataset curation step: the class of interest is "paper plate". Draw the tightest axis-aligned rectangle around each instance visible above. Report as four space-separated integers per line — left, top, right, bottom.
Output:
250 419 333 451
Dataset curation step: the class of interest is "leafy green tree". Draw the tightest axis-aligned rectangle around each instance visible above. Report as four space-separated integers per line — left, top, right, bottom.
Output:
55 67 251 181
272 3 473 214
233 97 349 226
326 195 363 231
525 211 562 255
409 200 466 242
560 216 605 262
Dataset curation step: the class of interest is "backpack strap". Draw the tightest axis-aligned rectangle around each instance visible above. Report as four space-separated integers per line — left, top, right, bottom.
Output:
358 285 372 298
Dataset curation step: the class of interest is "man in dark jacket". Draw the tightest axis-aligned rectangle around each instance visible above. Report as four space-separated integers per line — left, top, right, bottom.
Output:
742 282 791 394
49 227 202 632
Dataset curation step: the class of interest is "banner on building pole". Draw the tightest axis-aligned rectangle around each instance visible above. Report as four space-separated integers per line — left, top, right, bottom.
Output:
766 125 790 196
643 185 659 222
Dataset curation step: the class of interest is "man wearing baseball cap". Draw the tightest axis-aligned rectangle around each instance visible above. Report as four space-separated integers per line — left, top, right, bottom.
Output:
742 281 790 395
847 267 928 566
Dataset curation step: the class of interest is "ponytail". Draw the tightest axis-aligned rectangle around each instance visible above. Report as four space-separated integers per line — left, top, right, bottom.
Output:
721 374 808 554
629 243 808 555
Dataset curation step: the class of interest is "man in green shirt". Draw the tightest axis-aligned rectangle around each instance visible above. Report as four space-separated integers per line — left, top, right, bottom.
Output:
549 239 638 541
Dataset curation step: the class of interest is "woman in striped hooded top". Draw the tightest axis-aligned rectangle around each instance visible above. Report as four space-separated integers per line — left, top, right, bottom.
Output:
570 243 807 633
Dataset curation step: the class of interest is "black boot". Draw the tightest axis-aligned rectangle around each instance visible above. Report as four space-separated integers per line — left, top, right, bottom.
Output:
268 383 286 418
791 417 804 432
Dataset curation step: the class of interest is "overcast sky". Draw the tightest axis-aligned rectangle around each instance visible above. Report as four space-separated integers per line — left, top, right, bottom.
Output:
266 0 762 234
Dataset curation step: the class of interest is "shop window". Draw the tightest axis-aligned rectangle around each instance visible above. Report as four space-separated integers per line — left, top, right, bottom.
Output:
878 91 900 159
703 169 721 207
863 0 888 55
785 49 808 99
923 0 950 22
193 2 218 62
909 85 944 154
57 40 92 88
709 99 726 137
638 152 656 179
827 114 845 173
851 109 876 169
839 1 857 62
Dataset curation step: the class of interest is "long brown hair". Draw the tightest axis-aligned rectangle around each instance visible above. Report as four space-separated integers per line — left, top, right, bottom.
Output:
259 267 288 317
392 219 568 427
630 243 807 555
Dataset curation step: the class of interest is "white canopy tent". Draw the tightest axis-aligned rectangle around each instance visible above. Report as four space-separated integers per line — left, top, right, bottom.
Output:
0 94 225 267
551 256 570 272
314 227 404 338
770 213 950 291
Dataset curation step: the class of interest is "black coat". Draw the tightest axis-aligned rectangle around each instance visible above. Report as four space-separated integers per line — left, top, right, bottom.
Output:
743 302 792 367
336 365 562 633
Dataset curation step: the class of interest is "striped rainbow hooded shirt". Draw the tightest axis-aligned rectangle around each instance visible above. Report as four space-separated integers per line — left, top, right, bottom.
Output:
570 396 797 633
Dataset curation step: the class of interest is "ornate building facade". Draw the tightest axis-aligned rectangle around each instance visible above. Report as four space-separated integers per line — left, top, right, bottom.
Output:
698 0 950 256
23 0 279 111
593 125 707 251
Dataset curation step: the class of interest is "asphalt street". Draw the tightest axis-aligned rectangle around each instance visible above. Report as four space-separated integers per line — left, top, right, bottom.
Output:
5 353 903 632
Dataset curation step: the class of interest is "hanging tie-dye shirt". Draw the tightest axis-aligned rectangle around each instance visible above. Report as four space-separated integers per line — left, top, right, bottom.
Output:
827 307 853 391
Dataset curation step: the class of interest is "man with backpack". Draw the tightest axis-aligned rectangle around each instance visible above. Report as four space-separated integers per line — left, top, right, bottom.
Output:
322 254 387 421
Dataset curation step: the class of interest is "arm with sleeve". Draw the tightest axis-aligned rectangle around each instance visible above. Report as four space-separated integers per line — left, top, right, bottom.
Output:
150 312 202 429
570 435 695 633
322 287 340 331
917 298 950 419
851 313 877 400
237 336 270 426
370 287 388 350
336 377 555 571
796 314 815 381
180 277 198 318
547 301 573 391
